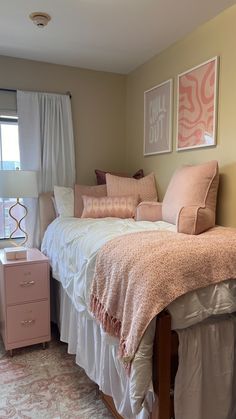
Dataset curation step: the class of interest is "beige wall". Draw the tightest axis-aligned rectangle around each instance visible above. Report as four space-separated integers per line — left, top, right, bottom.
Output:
125 5 236 227
0 55 126 185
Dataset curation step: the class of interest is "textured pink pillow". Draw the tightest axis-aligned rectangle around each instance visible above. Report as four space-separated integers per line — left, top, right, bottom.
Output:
95 169 144 185
162 160 219 233
74 184 107 218
106 172 158 202
81 195 138 219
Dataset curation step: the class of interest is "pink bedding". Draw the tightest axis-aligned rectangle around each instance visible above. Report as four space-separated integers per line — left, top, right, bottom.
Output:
91 226 236 367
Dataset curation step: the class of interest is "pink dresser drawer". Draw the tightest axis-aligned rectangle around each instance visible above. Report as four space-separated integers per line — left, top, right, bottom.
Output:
5 263 48 305
7 300 50 344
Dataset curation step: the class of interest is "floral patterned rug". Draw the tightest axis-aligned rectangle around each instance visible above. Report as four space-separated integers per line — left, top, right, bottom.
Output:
0 334 114 419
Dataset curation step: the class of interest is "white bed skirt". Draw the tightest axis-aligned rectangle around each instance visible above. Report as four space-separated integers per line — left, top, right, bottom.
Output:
54 281 236 419
58 284 154 419
175 315 236 419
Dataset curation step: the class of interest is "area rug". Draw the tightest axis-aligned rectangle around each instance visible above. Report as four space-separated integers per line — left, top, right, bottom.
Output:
0 334 114 419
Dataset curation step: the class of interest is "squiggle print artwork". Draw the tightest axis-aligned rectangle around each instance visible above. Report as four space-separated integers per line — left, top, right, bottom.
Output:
177 57 218 150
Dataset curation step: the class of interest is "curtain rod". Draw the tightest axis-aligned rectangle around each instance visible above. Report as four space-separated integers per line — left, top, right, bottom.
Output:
0 88 16 93
0 88 72 98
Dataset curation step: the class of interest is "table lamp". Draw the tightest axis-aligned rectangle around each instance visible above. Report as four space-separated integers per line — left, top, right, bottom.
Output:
0 169 38 247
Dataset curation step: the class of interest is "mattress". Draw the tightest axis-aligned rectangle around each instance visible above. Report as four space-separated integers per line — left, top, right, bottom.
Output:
41 217 236 417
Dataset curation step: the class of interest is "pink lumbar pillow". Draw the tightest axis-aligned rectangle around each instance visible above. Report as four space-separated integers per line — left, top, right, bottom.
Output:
74 184 107 218
81 195 138 219
162 160 219 234
106 172 158 202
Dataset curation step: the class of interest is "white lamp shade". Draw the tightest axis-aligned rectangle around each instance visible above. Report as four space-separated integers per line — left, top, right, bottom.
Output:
0 170 38 198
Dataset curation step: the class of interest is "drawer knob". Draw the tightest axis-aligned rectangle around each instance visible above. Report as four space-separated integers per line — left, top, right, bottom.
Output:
20 280 35 287
21 319 35 325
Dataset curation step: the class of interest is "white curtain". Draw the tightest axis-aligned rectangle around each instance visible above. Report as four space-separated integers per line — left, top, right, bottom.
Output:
17 90 75 248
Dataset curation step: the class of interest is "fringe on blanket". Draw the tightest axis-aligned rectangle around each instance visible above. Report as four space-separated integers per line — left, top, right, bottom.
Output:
90 295 132 374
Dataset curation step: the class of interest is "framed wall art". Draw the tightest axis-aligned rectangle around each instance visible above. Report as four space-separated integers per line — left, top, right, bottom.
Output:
177 56 219 151
144 79 173 156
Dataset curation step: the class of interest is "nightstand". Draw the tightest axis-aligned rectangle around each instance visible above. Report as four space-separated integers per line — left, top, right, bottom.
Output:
0 248 51 355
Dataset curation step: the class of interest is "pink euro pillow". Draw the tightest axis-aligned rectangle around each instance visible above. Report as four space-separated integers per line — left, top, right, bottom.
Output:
106 172 158 202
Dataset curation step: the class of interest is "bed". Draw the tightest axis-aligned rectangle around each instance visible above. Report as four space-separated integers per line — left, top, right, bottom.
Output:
39 162 236 419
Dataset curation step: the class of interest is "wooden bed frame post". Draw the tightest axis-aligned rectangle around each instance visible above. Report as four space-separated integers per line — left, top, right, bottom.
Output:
152 311 172 419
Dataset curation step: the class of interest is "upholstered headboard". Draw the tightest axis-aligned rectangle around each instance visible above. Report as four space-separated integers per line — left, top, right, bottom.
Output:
39 192 56 243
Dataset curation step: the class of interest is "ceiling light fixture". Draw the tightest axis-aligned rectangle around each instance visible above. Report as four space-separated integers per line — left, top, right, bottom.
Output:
29 12 51 28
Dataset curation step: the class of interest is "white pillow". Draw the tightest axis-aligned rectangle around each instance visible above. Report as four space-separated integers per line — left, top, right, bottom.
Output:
53 186 74 217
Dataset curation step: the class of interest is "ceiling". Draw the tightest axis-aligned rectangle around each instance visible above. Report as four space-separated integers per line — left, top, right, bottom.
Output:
0 0 235 74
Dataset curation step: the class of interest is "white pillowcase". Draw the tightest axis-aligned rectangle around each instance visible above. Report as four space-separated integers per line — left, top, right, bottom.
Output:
53 186 74 217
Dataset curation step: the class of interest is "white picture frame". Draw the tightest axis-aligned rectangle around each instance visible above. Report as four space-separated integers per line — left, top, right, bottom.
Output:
144 79 173 156
176 56 219 151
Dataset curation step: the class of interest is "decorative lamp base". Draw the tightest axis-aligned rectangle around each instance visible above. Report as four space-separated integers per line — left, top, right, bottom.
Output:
9 198 28 247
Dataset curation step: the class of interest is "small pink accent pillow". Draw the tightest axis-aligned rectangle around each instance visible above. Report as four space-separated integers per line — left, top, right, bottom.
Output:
106 172 158 202
135 202 162 222
95 169 144 185
81 195 138 219
74 184 107 218
162 160 219 234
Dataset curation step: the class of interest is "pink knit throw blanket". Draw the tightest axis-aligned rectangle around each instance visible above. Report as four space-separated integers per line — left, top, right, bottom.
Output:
90 226 236 366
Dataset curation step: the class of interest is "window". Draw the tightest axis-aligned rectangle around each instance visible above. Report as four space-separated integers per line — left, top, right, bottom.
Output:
0 116 24 239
